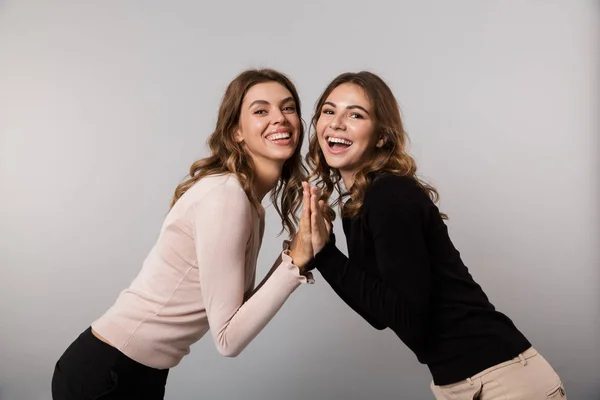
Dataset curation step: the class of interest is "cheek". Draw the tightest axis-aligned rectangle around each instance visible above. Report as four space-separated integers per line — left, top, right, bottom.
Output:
353 125 377 147
315 122 327 145
244 118 268 138
315 119 327 136
288 114 301 131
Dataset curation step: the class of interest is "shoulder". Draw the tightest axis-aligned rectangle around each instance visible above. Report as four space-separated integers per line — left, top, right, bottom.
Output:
364 173 431 210
181 174 253 220
188 174 249 203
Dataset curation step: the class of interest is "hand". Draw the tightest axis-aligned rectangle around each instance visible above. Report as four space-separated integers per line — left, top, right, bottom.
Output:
310 185 332 255
289 182 313 271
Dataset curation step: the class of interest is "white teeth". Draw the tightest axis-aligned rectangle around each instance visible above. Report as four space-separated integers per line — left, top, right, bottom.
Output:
267 133 291 141
328 137 353 146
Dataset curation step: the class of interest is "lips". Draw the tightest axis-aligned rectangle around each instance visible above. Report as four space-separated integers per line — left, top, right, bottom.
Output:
266 132 291 141
325 134 353 154
265 128 293 146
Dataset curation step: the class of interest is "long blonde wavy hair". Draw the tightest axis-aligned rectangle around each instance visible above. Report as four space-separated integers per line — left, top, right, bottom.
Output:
171 68 306 236
306 71 446 221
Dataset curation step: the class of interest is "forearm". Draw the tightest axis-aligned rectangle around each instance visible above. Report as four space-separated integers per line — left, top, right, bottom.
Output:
210 252 309 357
311 241 386 330
314 240 428 341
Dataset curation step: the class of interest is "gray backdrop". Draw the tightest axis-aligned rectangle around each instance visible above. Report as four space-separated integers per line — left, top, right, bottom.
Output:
1 1 598 399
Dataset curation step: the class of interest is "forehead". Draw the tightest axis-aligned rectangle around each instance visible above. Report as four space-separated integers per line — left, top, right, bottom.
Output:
326 83 371 108
243 81 293 104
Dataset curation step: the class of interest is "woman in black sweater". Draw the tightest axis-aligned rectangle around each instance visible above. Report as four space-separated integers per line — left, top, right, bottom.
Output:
295 71 567 399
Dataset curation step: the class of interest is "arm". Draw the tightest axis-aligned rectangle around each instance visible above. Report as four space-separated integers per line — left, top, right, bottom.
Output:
311 184 432 347
308 234 387 330
252 240 314 294
193 183 311 357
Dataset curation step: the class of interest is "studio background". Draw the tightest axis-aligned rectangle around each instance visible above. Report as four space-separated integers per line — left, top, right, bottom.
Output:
0 1 598 399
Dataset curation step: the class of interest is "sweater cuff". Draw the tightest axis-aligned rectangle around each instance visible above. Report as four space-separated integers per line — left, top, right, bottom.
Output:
281 250 315 284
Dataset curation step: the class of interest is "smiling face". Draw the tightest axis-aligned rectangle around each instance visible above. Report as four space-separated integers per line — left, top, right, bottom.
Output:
235 81 300 166
316 83 384 182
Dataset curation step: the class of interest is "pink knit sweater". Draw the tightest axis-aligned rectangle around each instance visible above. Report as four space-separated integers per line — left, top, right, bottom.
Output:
91 174 312 369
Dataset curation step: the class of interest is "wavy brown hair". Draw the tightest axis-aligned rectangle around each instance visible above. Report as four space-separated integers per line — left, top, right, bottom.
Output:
171 68 306 236
306 71 446 221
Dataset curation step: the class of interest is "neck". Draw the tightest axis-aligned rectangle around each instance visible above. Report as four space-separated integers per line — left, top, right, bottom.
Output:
340 169 356 191
253 158 284 201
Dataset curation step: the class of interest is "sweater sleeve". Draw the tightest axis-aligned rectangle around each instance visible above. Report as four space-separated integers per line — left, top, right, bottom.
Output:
307 234 387 330
313 181 431 347
192 182 312 357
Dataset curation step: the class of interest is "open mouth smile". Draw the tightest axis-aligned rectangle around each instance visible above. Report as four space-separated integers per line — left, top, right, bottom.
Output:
265 129 293 146
325 135 353 154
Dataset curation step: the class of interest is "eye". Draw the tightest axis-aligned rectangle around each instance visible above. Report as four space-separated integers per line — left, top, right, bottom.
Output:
253 109 267 115
322 108 334 115
350 112 364 119
282 105 296 113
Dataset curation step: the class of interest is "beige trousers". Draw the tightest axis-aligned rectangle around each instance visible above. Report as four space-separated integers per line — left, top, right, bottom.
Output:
430 348 567 399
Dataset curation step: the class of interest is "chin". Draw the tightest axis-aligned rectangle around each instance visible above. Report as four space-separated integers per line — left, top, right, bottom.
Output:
327 162 349 171
271 149 296 163
321 155 346 170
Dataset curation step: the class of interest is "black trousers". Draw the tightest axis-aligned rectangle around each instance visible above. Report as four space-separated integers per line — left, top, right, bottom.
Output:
52 327 169 400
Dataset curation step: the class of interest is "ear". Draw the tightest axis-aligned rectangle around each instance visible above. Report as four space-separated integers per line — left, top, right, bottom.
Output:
234 127 244 143
375 135 386 148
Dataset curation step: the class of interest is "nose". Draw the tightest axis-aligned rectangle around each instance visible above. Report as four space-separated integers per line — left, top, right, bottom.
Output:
330 114 346 130
272 108 285 124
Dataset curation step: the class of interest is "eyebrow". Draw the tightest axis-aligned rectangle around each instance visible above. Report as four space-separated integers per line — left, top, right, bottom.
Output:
249 96 295 109
323 101 370 115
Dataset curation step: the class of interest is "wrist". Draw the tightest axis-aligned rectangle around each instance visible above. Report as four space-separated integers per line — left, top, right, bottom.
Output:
286 249 308 272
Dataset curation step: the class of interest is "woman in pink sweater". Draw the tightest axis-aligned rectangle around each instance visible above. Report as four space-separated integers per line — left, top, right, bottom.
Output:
51 68 317 400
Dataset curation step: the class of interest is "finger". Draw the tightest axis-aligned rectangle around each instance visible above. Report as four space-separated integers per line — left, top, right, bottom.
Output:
318 200 328 232
316 199 325 222
311 193 319 216
306 184 314 214
301 189 310 233
313 196 328 235
305 189 311 217
311 193 320 230
301 182 307 207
